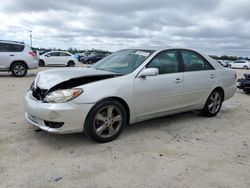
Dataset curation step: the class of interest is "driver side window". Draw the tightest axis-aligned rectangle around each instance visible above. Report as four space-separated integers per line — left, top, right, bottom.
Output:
147 51 179 74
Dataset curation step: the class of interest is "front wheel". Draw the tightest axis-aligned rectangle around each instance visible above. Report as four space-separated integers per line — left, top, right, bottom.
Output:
10 62 27 77
84 100 127 143
202 90 223 117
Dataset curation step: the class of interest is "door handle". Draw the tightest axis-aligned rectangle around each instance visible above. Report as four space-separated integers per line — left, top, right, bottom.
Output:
9 54 15 57
175 78 182 83
210 74 215 79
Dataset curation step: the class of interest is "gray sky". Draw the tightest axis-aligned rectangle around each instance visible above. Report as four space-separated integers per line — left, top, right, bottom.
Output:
0 0 249 56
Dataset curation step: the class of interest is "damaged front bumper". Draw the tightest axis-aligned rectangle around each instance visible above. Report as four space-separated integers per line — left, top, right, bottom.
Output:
24 91 95 134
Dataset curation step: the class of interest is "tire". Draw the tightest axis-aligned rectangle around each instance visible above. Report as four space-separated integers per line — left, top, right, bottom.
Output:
201 90 223 117
67 61 75 67
10 62 27 77
84 100 127 143
243 66 249 70
39 60 45 67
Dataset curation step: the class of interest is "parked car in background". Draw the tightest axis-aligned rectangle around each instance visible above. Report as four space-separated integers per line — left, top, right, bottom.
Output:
217 60 230 67
0 40 38 77
39 51 77 67
25 48 236 143
229 60 250 69
78 51 94 61
80 53 107 64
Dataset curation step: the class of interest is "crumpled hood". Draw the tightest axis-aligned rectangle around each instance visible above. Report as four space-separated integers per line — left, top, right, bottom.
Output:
35 67 118 90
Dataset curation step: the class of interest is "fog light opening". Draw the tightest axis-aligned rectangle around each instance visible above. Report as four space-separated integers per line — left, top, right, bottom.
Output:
44 121 64 128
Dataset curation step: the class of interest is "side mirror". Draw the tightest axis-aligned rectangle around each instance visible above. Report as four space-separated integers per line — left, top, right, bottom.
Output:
46 54 51 57
138 68 159 78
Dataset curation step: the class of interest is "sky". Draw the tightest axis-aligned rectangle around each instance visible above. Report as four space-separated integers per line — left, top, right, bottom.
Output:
0 0 249 56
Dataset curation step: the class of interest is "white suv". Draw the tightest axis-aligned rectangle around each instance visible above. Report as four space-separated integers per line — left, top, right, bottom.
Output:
0 40 38 77
39 51 77 67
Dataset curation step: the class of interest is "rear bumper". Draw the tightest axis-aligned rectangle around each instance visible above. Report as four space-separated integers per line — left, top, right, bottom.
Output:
24 91 94 134
224 85 237 101
28 60 39 69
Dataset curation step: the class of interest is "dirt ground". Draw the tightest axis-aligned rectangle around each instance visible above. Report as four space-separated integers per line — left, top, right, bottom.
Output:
0 67 249 188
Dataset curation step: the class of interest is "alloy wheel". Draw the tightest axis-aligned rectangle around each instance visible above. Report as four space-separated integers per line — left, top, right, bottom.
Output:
13 65 26 76
207 91 222 114
93 105 122 138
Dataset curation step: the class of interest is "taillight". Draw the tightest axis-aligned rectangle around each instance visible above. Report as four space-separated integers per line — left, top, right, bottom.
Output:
28 51 36 58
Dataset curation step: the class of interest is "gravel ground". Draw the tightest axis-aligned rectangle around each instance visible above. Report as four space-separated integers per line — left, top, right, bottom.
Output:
0 67 249 188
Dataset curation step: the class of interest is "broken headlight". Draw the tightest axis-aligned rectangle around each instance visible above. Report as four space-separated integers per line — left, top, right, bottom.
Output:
44 88 83 103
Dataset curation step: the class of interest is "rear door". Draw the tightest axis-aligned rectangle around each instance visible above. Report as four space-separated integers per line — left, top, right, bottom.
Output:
181 50 216 108
59 52 72 65
134 50 184 121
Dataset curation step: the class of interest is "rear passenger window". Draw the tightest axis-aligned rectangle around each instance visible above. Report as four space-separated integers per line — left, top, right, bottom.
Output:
147 51 179 74
0 43 24 52
48 52 60 56
60 52 70 56
11 44 25 52
181 51 214 72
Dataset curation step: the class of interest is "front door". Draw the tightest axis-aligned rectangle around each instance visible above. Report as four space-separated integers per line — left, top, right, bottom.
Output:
134 50 184 121
45 52 60 65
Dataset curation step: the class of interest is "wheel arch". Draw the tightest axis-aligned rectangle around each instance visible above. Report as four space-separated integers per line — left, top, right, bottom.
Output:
67 60 75 66
211 87 225 101
9 60 28 70
88 96 130 125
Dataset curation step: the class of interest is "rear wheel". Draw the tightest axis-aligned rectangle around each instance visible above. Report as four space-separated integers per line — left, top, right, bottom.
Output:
67 61 75 67
10 62 27 77
202 90 223 117
84 100 127 143
243 65 249 70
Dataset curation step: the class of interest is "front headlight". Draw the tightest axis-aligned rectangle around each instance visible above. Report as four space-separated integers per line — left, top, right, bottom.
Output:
44 88 83 103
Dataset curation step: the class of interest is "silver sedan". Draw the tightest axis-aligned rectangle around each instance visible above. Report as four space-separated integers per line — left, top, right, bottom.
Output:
24 48 237 142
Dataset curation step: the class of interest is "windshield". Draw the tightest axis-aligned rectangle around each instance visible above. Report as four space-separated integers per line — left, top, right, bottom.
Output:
92 49 154 74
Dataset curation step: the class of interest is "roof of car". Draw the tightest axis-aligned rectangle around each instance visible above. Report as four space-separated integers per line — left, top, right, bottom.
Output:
0 40 25 45
128 47 203 52
46 51 72 53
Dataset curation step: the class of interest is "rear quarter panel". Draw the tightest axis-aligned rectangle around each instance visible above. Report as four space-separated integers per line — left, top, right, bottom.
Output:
203 54 236 102
217 68 237 101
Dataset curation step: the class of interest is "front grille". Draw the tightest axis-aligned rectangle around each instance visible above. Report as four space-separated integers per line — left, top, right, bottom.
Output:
32 87 48 101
